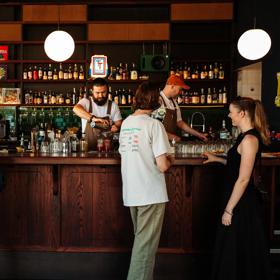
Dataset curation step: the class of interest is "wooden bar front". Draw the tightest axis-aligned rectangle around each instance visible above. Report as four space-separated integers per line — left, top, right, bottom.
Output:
0 153 278 253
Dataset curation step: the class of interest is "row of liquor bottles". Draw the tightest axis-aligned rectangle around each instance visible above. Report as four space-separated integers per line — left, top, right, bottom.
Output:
177 87 228 105
23 85 227 107
24 87 85 105
23 63 85 81
170 61 225 80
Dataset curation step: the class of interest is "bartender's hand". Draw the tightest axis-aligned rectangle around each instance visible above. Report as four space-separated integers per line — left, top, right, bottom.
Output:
94 117 110 126
198 132 208 142
110 124 119 133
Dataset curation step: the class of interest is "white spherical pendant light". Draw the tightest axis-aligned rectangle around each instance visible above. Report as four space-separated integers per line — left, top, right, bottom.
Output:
44 30 75 62
237 29 271 60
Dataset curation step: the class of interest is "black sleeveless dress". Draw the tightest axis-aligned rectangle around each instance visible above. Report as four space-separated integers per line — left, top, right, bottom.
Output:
211 129 273 280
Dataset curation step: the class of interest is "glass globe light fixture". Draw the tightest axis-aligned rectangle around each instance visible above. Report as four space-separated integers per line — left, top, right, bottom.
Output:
44 30 75 62
237 29 271 60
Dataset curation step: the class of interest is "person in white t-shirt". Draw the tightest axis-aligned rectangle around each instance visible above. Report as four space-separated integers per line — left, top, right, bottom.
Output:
119 82 173 280
73 78 122 133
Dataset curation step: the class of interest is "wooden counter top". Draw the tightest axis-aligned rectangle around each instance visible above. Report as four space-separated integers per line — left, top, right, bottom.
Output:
0 152 279 166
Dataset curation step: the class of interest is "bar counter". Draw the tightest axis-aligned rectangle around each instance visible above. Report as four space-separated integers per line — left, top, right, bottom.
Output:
0 152 279 253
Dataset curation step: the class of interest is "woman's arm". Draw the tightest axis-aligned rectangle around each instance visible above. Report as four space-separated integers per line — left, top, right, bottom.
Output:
203 151 227 165
222 134 258 225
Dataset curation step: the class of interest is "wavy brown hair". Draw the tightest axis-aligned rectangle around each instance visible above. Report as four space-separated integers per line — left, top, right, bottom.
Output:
231 96 270 145
132 82 161 111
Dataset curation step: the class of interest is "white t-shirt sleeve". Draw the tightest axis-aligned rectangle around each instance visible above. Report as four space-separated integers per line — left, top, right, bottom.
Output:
152 120 171 158
111 102 122 122
77 98 90 112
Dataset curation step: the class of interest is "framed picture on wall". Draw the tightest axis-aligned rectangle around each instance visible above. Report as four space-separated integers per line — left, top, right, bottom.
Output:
1 88 21 104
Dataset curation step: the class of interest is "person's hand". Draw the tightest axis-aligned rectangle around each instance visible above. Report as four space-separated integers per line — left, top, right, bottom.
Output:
222 210 233 226
167 154 175 165
198 133 208 142
171 134 181 142
95 118 109 126
110 124 119 133
202 151 218 164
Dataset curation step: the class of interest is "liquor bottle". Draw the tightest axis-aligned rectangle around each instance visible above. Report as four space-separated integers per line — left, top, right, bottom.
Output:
72 88 77 105
65 93 71 105
212 88 218 104
50 91 57 104
200 88 206 104
183 61 188 80
24 90 30 104
130 63 138 80
113 90 119 104
37 91 43 105
127 89 133 105
38 65 43 80
222 86 227 104
207 87 212 104
108 66 115 80
115 66 122 80
122 63 129 80
208 64 214 79
43 65 48 80
48 64 53 80
219 120 230 140
53 67 58 80
192 91 200 104
121 88 127 105
200 65 208 80
28 65 33 80
218 63 225 79
73 64 79 80
43 91 48 105
63 65 69 80
33 65 38 80
213 62 219 79
68 65 73 80
23 66 28 80
58 63 64 80
218 89 223 104
79 133 88 153
79 65 84 80
108 86 113 101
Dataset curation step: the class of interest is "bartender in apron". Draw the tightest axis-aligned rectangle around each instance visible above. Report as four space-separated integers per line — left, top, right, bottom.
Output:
155 74 207 142
73 78 122 150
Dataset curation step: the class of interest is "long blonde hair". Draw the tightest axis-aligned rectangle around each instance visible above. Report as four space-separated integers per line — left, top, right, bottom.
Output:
231 97 270 145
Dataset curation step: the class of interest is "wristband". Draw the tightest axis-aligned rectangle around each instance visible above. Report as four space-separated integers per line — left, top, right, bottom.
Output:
224 209 233 216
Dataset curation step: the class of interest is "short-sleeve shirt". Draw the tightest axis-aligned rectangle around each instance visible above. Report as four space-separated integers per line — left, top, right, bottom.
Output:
158 91 182 122
119 114 171 206
78 97 122 132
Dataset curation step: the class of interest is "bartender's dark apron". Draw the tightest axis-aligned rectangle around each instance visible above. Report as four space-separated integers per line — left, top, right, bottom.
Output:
160 95 178 135
84 98 112 151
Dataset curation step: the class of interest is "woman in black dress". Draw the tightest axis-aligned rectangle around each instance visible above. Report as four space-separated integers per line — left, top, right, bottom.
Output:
203 97 273 280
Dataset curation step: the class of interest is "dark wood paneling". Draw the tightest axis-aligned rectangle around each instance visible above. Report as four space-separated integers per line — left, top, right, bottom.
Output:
0 165 59 248
0 23 22 41
171 3 233 21
60 166 133 247
22 4 87 22
88 23 169 41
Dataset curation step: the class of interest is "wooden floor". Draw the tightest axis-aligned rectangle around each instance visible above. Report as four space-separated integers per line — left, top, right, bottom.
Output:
0 251 279 279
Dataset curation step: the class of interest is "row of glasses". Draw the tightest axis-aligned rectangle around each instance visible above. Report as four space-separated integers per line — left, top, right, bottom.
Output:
175 140 233 156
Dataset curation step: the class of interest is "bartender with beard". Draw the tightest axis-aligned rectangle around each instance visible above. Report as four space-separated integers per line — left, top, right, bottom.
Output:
73 78 122 149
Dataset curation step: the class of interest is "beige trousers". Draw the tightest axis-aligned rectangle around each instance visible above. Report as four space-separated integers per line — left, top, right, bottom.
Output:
127 203 166 280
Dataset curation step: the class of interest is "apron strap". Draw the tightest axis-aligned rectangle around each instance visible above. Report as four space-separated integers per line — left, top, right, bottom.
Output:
106 100 112 115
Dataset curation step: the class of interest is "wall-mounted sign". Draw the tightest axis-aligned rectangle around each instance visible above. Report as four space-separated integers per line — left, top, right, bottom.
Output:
89 55 108 78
